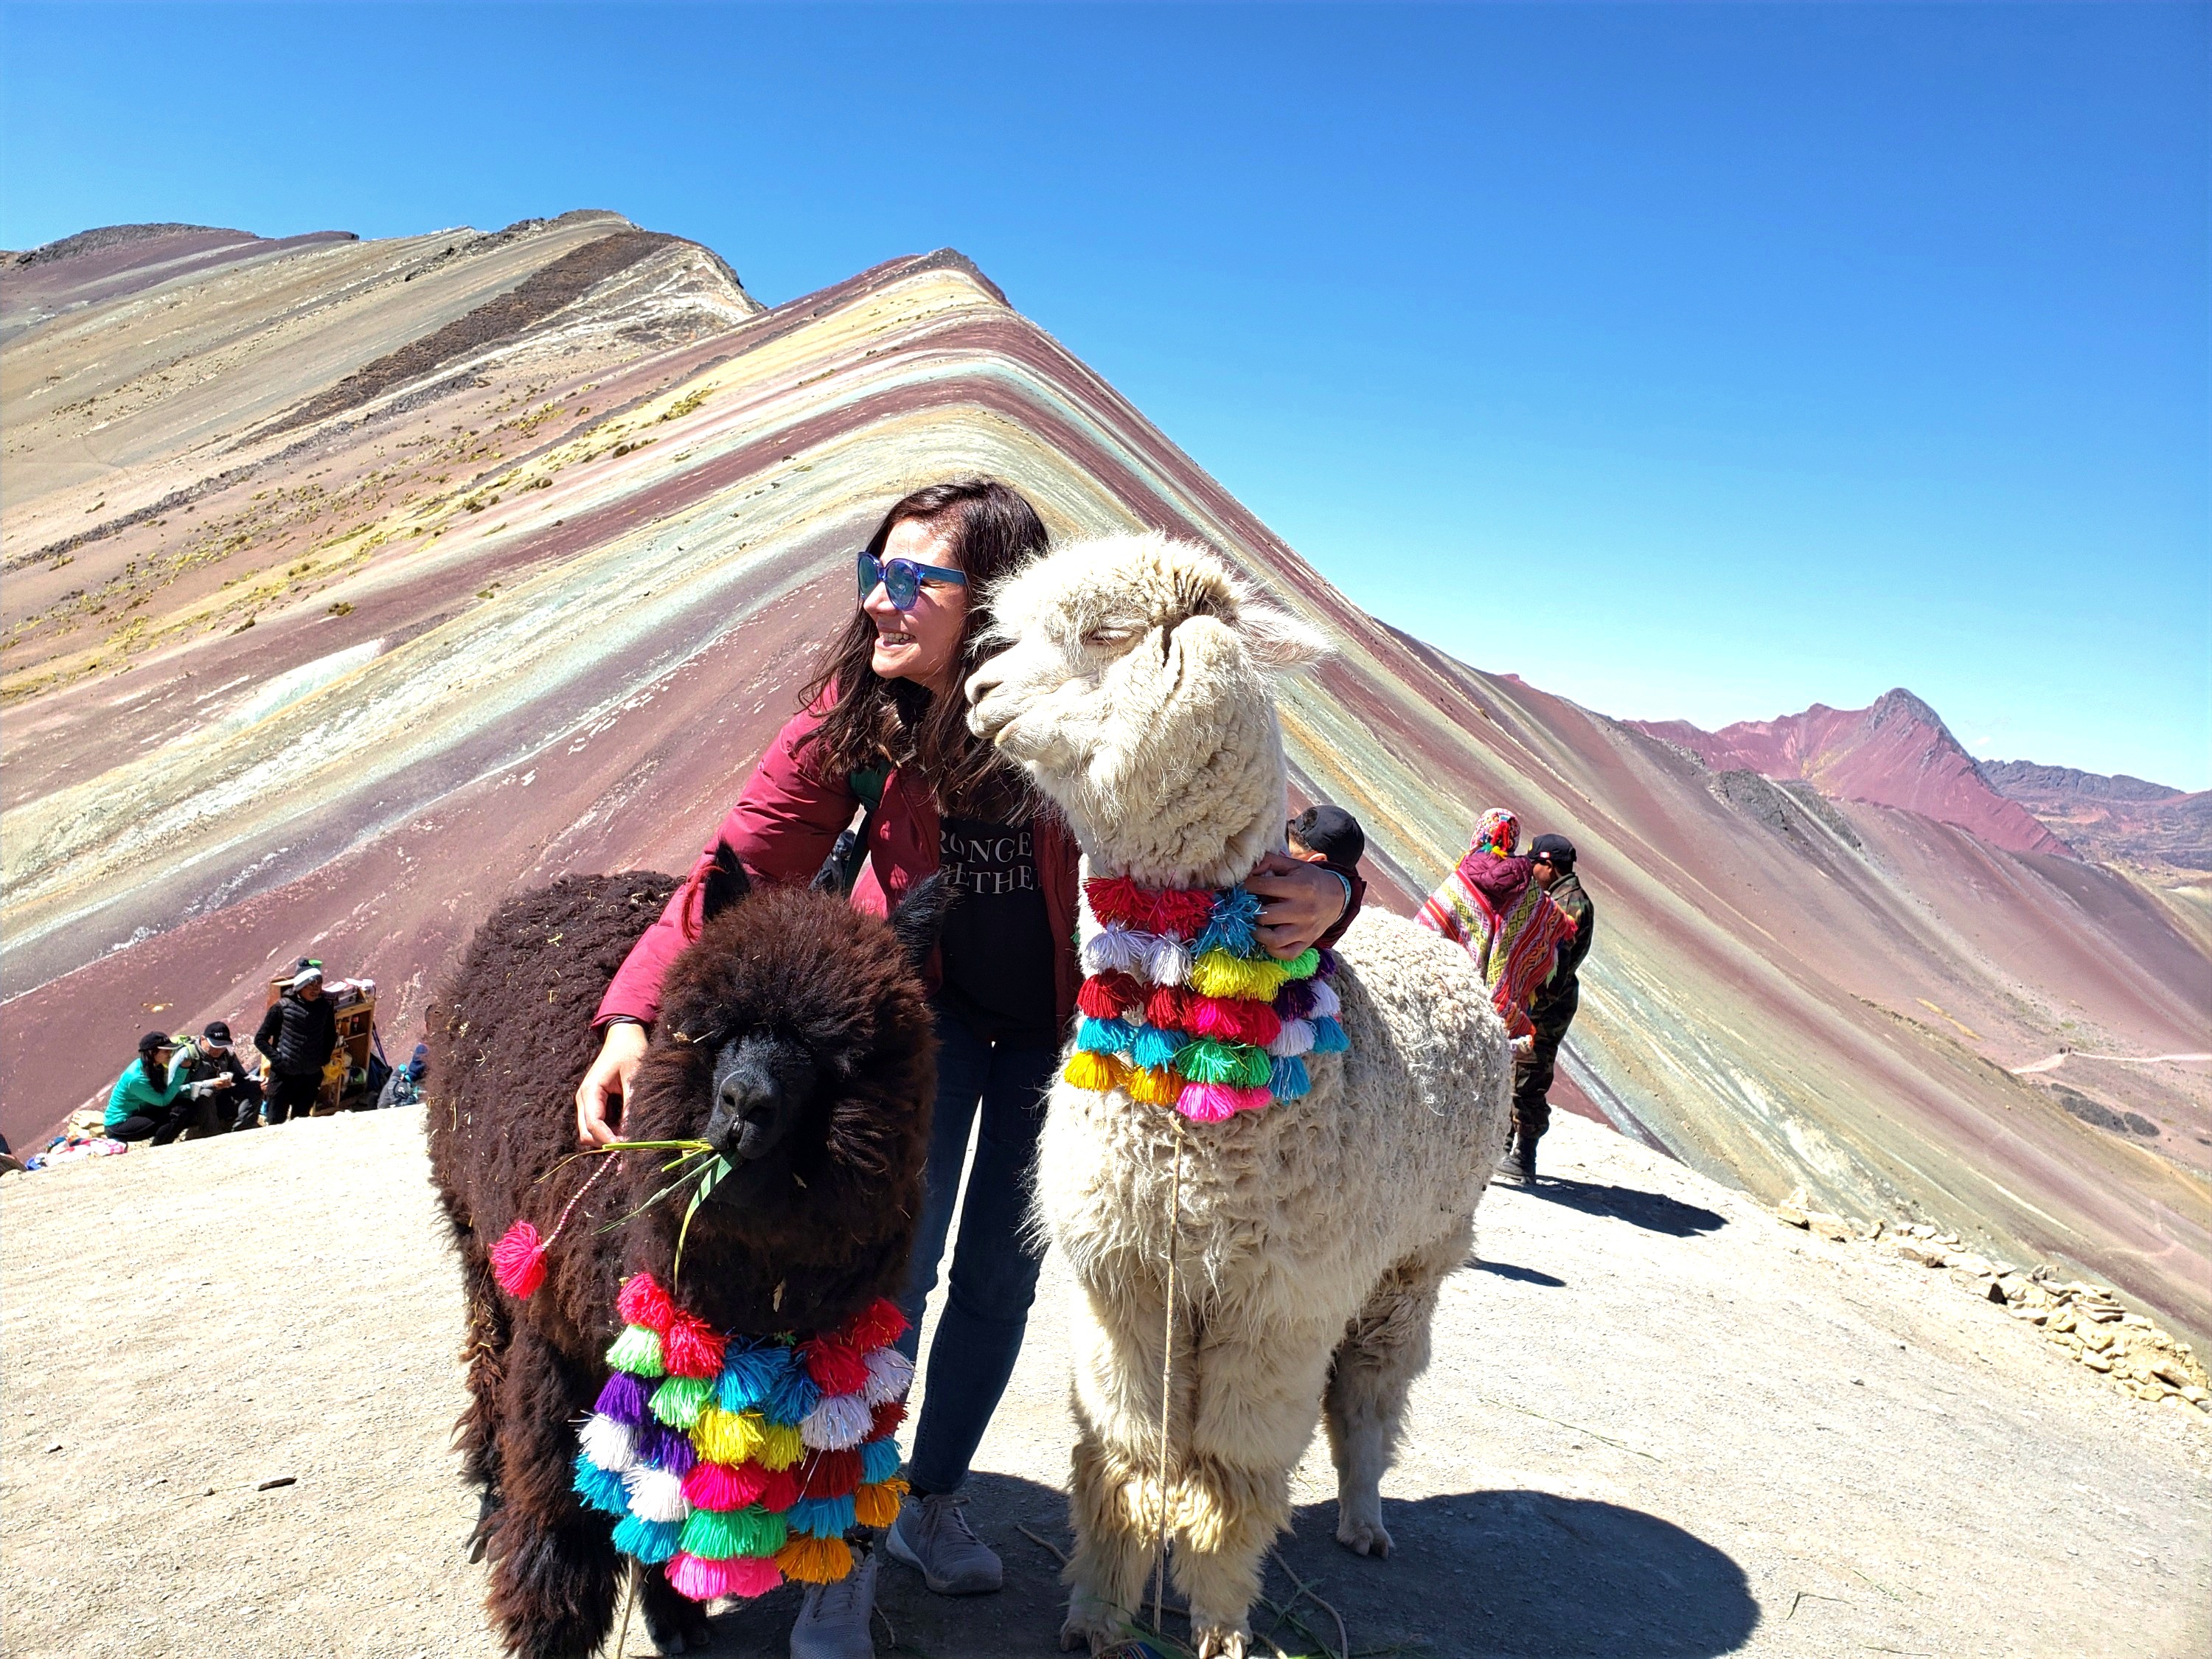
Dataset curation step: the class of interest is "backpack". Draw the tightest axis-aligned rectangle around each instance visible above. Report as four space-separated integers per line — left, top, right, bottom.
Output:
814 768 888 894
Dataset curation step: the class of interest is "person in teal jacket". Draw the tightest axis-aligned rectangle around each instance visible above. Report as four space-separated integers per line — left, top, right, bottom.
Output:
105 1032 198 1144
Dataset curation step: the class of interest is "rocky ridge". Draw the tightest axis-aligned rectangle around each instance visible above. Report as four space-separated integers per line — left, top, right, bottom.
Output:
1775 1193 2212 1418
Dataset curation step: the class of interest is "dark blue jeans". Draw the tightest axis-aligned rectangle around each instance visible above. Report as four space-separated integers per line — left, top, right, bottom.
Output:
894 1008 1057 1495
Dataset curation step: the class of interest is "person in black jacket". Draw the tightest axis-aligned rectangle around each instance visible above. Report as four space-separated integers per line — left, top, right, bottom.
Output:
254 966 338 1126
173 1019 264 1133
1510 833 1596 1179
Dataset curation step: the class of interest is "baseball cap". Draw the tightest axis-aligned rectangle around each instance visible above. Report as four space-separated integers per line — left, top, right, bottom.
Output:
1528 833 1577 868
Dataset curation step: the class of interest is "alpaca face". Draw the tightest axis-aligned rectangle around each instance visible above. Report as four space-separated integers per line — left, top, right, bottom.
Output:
703 1032 818 1166
627 883 939 1227
966 532 1329 883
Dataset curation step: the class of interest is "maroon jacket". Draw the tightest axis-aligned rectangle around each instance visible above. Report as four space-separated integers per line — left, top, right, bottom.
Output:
596 704 1085 1033
596 704 1369 1038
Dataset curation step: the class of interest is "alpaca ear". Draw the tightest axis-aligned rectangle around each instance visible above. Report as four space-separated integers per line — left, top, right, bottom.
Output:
700 841 751 923
1238 602 1331 672
888 872 956 973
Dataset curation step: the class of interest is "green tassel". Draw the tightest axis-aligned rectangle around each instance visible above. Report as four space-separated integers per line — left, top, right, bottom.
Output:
1175 1039 1272 1088
650 1374 712 1430
606 1324 665 1378
677 1501 789 1560
1281 947 1322 980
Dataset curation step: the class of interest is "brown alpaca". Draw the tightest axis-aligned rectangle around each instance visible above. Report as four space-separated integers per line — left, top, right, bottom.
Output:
426 852 945 1658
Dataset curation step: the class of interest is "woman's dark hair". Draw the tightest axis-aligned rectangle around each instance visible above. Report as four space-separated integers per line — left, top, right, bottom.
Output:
799 479 1048 814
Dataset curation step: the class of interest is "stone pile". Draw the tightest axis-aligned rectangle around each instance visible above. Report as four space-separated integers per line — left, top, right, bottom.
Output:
1774 1195 2211 1419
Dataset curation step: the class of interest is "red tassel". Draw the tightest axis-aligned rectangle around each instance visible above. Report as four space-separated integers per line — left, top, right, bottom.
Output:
616 1273 676 1333
844 1298 908 1351
756 1465 801 1513
1144 985 1189 1032
662 1312 727 1380
1185 995 1281 1047
490 1220 548 1298
1077 973 1142 1019
869 1399 907 1441
799 1335 870 1397
799 1447 863 1499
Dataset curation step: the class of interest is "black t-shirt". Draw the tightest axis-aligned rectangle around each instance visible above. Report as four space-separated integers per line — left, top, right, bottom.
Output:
936 815 1058 1046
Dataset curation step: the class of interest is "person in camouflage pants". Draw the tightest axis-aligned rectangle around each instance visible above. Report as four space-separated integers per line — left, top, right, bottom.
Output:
1510 833 1595 1179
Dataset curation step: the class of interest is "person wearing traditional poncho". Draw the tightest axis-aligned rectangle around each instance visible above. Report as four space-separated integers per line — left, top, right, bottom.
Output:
1416 809 1579 1169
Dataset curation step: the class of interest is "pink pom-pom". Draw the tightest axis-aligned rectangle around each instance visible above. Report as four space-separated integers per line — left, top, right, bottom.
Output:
682 1459 766 1510
667 1550 781 1601
1230 1084 1276 1113
490 1220 548 1298
663 1312 727 1380
616 1273 675 1333
1176 1082 1241 1123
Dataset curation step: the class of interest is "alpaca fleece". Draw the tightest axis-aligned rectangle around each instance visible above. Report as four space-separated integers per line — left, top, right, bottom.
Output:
426 873 935 1659
969 532 1512 1659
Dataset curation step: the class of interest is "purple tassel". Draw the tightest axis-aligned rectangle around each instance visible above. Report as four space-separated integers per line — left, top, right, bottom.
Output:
1316 947 1339 979
597 1371 650 1426
1273 979 1318 1020
636 1422 697 1475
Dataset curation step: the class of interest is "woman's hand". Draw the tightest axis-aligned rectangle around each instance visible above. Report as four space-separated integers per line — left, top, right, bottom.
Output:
576 1021 650 1147
1244 852 1352 960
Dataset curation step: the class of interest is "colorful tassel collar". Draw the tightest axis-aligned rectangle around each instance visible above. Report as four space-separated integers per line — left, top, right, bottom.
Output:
570 1272 913 1604
1062 874 1349 1121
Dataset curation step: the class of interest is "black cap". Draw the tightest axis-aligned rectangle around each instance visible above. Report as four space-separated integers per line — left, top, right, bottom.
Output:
1287 803 1367 867
1528 832 1577 869
137 1030 176 1054
203 1020 232 1044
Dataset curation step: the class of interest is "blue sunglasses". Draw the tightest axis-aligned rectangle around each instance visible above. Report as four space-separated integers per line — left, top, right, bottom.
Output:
858 551 967 611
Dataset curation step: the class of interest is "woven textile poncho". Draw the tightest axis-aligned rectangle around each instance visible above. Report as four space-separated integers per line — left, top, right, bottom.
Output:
1062 874 1348 1121
1415 809 1576 1040
571 1273 913 1602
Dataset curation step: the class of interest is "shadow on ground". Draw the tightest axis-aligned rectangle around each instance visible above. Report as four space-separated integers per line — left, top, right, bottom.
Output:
682 1475 1757 1657
1516 1174 1728 1239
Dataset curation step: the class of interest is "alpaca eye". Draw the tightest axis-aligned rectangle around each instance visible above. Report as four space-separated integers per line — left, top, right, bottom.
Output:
1082 626 1137 650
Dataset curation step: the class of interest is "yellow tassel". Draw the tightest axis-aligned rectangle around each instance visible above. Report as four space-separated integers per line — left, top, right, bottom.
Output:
1125 1066 1180 1106
1062 1051 1124 1092
853 1477 909 1528
754 1420 805 1472
1188 949 1290 1001
776 1533 855 1585
693 1407 763 1467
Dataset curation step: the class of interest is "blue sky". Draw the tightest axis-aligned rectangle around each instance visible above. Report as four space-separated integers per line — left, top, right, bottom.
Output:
6 3 2206 787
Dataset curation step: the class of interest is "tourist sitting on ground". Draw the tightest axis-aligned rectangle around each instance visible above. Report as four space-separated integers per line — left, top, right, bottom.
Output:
172 1020 264 1133
376 1042 428 1109
105 1032 223 1144
253 965 338 1126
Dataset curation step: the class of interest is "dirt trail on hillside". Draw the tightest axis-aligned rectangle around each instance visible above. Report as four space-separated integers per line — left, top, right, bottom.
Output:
4 1109 2205 1658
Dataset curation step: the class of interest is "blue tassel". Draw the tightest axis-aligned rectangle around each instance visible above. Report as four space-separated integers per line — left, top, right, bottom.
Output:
765 1363 821 1426
1130 1024 1182 1070
785 1493 859 1539
613 1514 683 1565
573 1452 631 1517
1194 887 1262 957
1309 1017 1349 1054
1270 1055 1311 1099
718 1343 790 1412
860 1438 903 1485
1076 1018 1136 1055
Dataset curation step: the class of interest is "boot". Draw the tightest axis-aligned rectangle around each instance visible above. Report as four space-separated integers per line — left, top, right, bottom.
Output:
1512 1122 1538 1182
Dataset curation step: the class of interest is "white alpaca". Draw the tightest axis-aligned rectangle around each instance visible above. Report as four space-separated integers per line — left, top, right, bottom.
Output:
967 532 1512 1658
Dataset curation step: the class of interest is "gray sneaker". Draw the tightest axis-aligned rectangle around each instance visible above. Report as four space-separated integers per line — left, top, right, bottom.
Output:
884 1492 1003 1595
789 1544 877 1659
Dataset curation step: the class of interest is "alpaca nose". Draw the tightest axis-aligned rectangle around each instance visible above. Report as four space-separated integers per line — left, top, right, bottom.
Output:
713 1074 776 1157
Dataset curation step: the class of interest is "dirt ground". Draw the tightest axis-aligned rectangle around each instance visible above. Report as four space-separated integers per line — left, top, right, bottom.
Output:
4 1106 2205 1658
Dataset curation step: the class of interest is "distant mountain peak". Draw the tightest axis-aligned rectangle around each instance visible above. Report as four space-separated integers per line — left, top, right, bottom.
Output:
1627 691 2074 858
